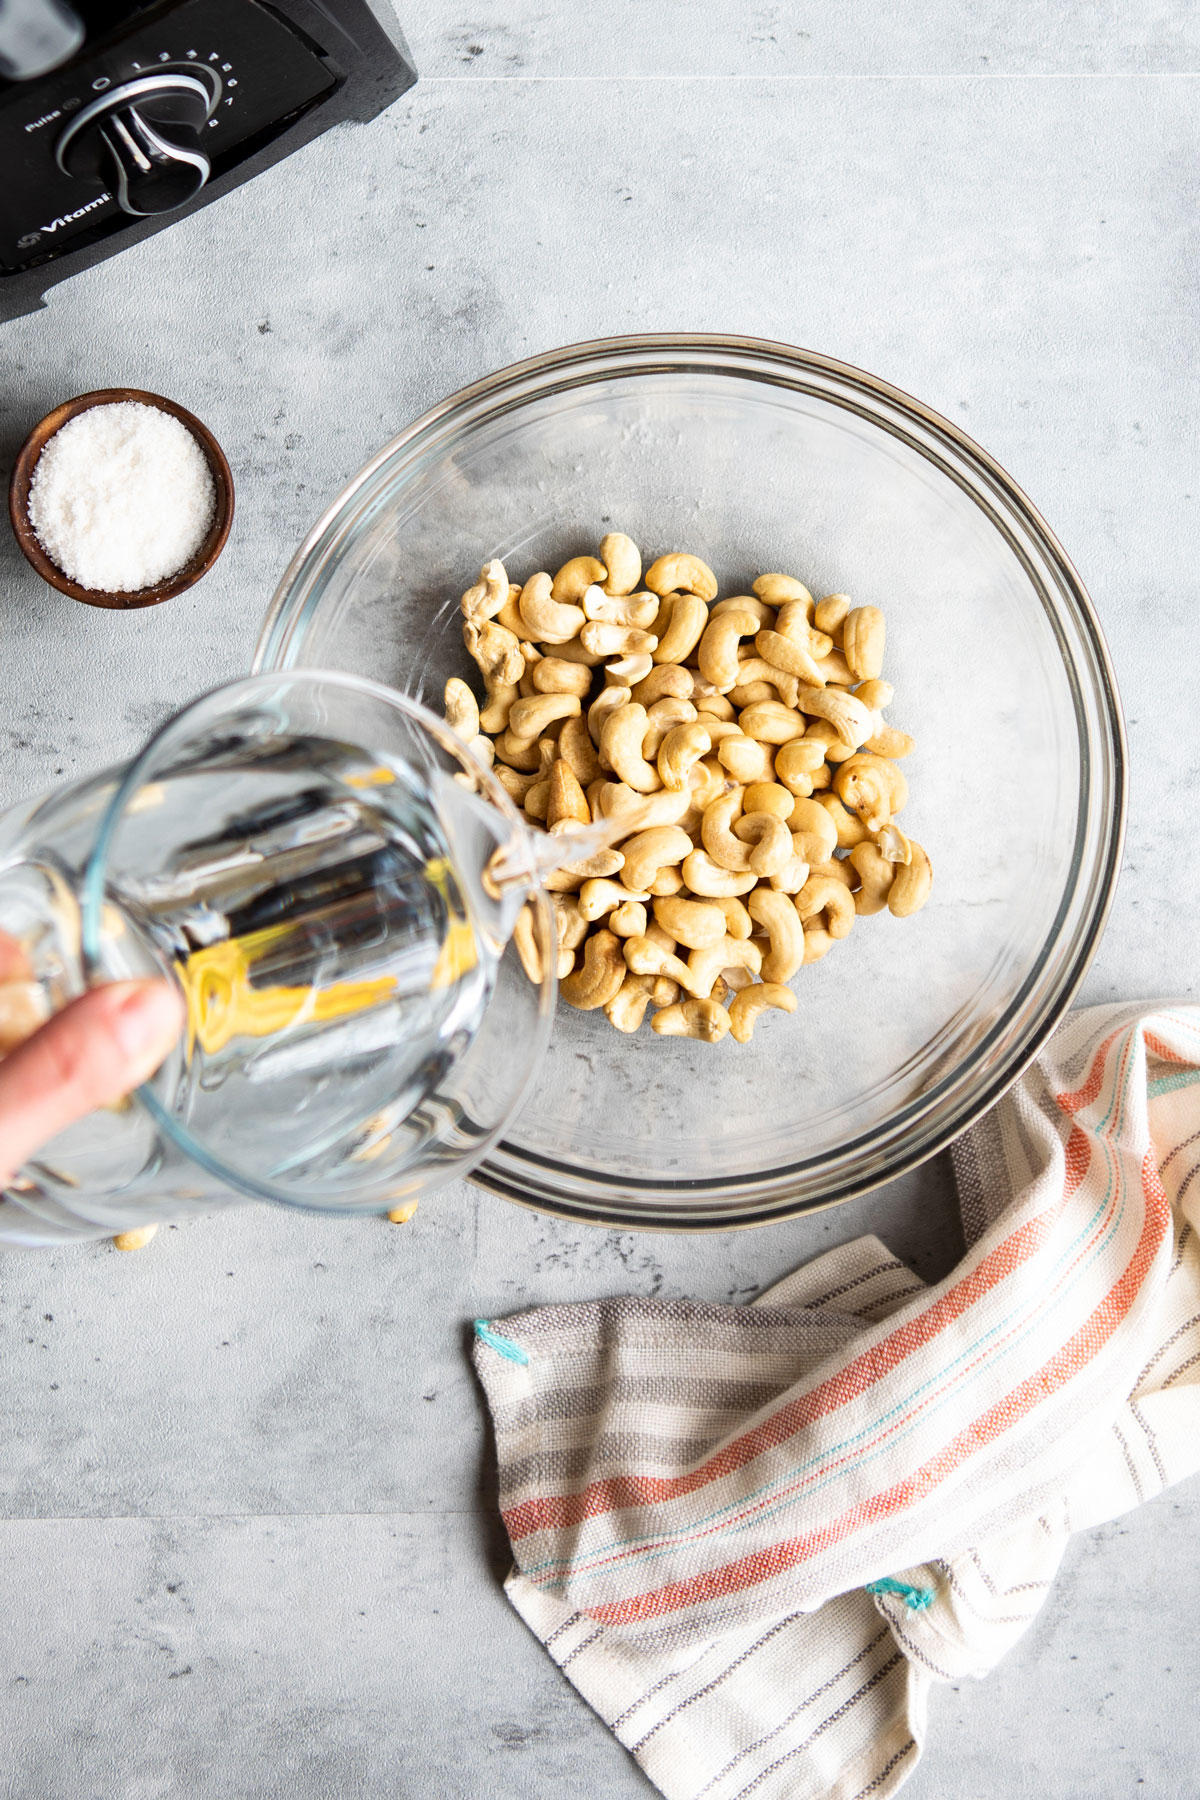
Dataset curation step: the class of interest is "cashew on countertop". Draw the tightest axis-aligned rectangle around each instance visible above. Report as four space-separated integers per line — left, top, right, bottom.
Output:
447 535 932 1044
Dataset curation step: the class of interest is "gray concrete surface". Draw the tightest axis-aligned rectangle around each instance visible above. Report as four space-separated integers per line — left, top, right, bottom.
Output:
2 1 1199 1794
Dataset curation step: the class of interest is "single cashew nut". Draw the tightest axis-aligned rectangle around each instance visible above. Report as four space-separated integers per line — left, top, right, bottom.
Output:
623 933 702 996
558 712 602 786
802 925 836 964
815 791 871 848
588 682 630 747
795 686 875 750
748 886 806 980
728 982 798 1043
887 840 933 917
512 903 546 983
632 663 694 707
547 758 591 827
686 935 762 999
700 790 749 870
560 928 628 1010
644 552 718 601
737 702 808 745
493 764 539 804
599 532 642 596
651 895 728 949
795 874 855 939
813 592 852 634
599 781 692 833
855 678 895 713
605 972 652 1032
606 652 655 686
464 617 524 733
833 753 909 832
774 737 825 796
495 585 527 636
753 573 813 608
579 876 651 922
443 676 481 741
113 1224 159 1251
786 796 840 864
767 841 811 895
460 559 510 624
714 894 753 939
809 856 855 889
507 693 582 742
651 593 709 665
651 997 731 1043
658 721 713 792
549 633 605 667
681 849 758 898
580 621 659 659
698 608 760 690
717 733 775 785
582 586 659 630
731 812 794 877
711 594 775 627
811 648 855 687
619 825 694 891
864 724 916 760
843 605 886 681
848 842 897 915
552 894 590 953
552 555 608 603
804 718 854 765
728 659 801 710
647 865 685 897
496 729 546 771
756 628 826 688
741 782 794 822
643 697 699 759
518 571 587 644
533 657 593 698
610 900 648 938
600 702 662 793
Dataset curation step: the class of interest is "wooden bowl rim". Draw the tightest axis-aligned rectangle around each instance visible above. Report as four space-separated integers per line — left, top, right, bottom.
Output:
7 387 234 611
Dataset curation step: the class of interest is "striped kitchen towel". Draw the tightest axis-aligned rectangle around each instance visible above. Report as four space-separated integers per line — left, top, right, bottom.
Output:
472 1003 1200 1800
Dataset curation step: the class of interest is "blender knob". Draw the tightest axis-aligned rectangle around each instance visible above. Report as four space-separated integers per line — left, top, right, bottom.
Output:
55 73 215 219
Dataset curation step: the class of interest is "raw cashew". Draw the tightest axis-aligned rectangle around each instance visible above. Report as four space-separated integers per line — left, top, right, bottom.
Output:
697 608 760 690
658 721 712 792
552 894 589 952
644 553 718 601
753 573 813 608
518 571 587 644
552 555 608 603
582 586 659 630
693 692 736 722
558 713 602 785
802 925 836 964
579 876 651 922
681 849 758 898
600 703 662 792
843 606 886 681
766 841 811 896
513 903 546 983
815 792 871 849
610 900 648 938
632 664 694 707
700 790 747 870
711 594 774 627
460 559 509 624
599 532 642 596
748 887 806 981
811 649 855 687
647 866 685 897
864 724 916 760
599 782 692 833
875 822 912 864
643 697 699 759
728 659 801 710
605 973 652 1033
813 592 851 634
495 729 545 771
547 759 591 827
742 782 794 822
463 618 523 733
113 1225 158 1251
493 764 539 804
651 593 709 664
686 936 762 999
756 628 826 688
619 826 693 891
580 621 658 658
804 718 853 765
715 894 753 939
549 633 605 667
651 997 731 1042
737 702 809 745
833 754 909 832
623 933 702 997
887 840 933 917
495 586 526 636
728 983 798 1043
443 677 480 741
795 874 855 939
787 796 839 864
652 895 728 949
588 682 630 747
718 734 775 785
606 652 655 686
533 657 593 698
774 737 825 796
774 598 827 647
795 686 875 750
849 842 896 915
855 679 895 713
731 812 794 877
507 693 582 742
560 928 627 1010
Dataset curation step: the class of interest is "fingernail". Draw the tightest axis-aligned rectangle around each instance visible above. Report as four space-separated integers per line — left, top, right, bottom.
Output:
109 982 185 1060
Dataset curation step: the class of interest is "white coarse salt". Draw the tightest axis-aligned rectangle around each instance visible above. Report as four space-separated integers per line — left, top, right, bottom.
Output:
27 400 217 593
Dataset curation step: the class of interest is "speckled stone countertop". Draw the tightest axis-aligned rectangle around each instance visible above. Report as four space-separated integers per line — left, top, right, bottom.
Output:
1 3 1198 1794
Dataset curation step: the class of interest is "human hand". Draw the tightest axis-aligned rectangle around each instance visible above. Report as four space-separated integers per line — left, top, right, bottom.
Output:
0 935 183 1187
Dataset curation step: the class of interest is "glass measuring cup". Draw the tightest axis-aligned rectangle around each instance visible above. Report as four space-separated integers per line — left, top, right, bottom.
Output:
0 672 561 1246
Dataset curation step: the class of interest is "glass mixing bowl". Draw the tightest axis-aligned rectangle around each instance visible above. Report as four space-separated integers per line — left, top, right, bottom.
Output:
254 335 1125 1230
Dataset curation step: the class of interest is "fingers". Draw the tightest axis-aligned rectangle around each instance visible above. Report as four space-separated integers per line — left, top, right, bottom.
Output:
0 981 184 1186
0 932 32 982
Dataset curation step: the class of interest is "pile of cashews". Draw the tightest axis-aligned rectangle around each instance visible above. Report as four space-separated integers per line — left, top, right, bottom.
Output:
446 534 932 1045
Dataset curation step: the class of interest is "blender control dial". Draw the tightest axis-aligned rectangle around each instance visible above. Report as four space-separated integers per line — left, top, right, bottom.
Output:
55 72 217 218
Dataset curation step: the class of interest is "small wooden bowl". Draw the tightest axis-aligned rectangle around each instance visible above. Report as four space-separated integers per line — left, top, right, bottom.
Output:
7 388 234 610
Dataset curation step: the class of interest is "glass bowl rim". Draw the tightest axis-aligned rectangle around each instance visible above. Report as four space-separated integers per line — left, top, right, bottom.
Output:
252 332 1128 1230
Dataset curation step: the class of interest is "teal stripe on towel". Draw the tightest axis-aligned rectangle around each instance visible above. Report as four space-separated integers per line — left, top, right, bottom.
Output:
474 1320 530 1365
1148 1069 1200 1100
866 1577 936 1612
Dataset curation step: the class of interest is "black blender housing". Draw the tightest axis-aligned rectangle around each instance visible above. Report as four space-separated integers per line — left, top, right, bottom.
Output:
0 0 416 321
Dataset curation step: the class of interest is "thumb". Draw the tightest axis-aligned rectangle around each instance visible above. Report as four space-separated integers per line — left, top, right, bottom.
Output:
0 980 184 1186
